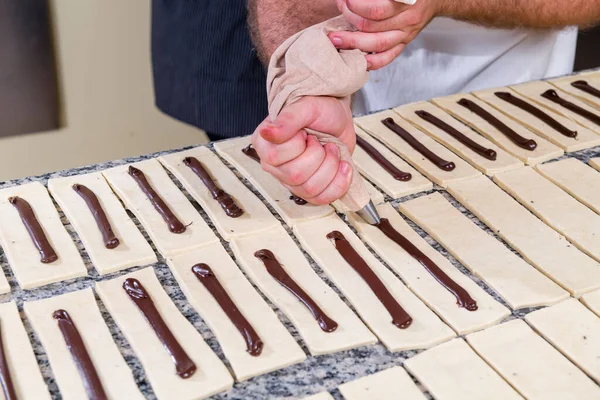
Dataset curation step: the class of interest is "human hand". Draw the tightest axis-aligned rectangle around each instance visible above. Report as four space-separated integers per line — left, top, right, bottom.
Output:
251 96 355 205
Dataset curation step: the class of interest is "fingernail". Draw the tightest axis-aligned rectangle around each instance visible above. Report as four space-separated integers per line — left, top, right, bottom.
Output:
331 36 343 46
341 161 351 175
327 144 340 157
366 61 373 70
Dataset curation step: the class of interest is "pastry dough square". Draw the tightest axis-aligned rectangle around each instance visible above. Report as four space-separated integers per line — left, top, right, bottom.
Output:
550 74 600 110
581 289 600 317
338 366 426 400
590 157 600 172
302 393 334 400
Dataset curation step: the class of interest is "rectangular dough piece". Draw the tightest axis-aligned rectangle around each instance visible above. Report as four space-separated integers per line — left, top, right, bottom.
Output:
399 193 568 309
158 147 280 240
432 94 564 165
102 159 218 257
493 166 600 263
353 126 433 198
404 338 523 400
23 288 143 400
0 301 50 400
354 110 482 187
525 298 600 384
165 242 306 381
302 393 334 400
347 203 509 335
394 101 523 175
581 289 600 317
338 366 426 400
590 157 600 172
447 176 600 296
95 267 233 400
332 177 384 213
213 137 334 226
0 182 87 289
466 319 600 400
550 75 600 110
293 214 456 351
48 172 157 275
230 226 377 356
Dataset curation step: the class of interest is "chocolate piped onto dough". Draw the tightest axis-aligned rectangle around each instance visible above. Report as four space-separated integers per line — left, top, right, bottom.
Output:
254 249 338 332
326 230 413 329
356 135 412 180
457 98 537 151
381 117 456 171
541 89 600 127
0 320 17 400
571 80 600 99
182 157 244 218
375 218 478 311
53 310 108 400
415 110 497 160
127 166 186 234
9 196 58 263
494 92 577 138
192 264 263 356
123 278 197 377
72 184 120 249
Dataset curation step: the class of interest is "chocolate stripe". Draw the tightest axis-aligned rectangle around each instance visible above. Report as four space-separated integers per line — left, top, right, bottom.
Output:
9 196 58 263
541 89 600 127
53 310 108 400
326 231 413 329
376 218 478 311
192 264 263 356
381 117 455 171
123 278 197 377
356 136 412 181
0 319 17 400
571 80 600 99
415 110 497 160
182 157 244 218
128 166 186 234
254 249 338 332
494 92 577 138
73 184 120 249
458 98 537 151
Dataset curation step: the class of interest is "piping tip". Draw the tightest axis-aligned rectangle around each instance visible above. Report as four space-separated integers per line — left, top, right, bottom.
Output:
355 200 381 225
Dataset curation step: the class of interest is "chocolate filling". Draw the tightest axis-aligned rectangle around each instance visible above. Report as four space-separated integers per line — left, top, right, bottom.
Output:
0 319 17 400
73 184 120 249
356 135 412 181
9 196 58 263
541 89 600 127
571 80 600 99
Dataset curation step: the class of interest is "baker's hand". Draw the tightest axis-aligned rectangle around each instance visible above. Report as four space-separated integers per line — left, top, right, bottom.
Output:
251 96 355 205
329 0 439 70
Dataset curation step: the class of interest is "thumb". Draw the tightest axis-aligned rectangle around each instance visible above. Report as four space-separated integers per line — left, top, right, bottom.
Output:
260 99 318 144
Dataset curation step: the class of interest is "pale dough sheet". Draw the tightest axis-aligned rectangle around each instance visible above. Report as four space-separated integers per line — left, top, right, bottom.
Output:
536 158 600 215
493 166 600 262
354 110 482 187
353 126 433 198
213 137 334 226
525 298 600 384
399 193 568 309
447 176 600 296
166 242 306 381
230 226 376 355
550 75 600 110
95 267 233 400
581 289 600 317
433 94 564 165
158 147 280 240
473 87 600 152
293 214 456 351
0 301 50 399
395 101 523 175
0 265 10 294
102 159 218 257
24 288 143 400
0 182 87 289
466 320 600 400
405 338 523 400
48 172 157 275
302 392 334 400
347 203 510 335
332 177 384 213
338 366 426 400
590 157 600 172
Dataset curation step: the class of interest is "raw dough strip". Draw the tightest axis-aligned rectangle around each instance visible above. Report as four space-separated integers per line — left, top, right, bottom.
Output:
0 182 86 289
24 288 143 400
347 203 509 335
338 366 427 400
95 267 233 400
493 166 600 263
399 193 568 309
404 338 523 400
158 147 280 240
466 320 600 400
102 159 218 257
354 110 481 187
166 242 306 381
447 176 600 296
48 172 157 275
590 157 600 172
229 226 377 356
581 289 600 317
302 393 334 400
550 75 600 110
293 214 456 351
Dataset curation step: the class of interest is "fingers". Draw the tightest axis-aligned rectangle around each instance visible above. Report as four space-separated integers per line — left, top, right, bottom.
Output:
339 0 398 33
259 100 318 144
261 135 326 186
365 43 406 70
285 143 341 199
345 0 408 21
305 161 353 205
329 30 408 53
252 128 307 167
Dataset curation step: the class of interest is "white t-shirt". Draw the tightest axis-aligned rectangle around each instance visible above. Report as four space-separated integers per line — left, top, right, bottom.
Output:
354 18 578 114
